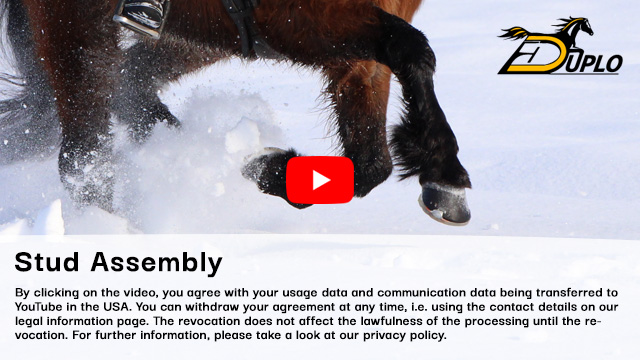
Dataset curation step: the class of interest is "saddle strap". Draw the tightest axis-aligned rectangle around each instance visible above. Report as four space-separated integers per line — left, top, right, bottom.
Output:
221 0 280 59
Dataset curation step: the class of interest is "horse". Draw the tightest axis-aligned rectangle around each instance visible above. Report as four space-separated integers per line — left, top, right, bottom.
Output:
0 0 472 225
500 17 594 50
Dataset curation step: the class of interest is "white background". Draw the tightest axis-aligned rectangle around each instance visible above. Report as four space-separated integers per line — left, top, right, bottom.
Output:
1 235 639 359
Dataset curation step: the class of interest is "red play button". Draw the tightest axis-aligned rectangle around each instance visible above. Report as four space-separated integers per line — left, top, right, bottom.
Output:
286 157 354 204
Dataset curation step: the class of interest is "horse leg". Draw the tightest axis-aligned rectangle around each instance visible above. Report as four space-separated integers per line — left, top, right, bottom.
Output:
324 61 393 197
243 61 392 205
22 1 120 211
114 40 221 142
376 11 472 224
246 4 471 223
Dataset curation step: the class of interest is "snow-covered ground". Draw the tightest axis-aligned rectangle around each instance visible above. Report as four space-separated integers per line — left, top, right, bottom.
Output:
1 0 639 238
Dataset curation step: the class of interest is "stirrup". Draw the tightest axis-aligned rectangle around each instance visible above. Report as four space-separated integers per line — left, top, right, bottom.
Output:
113 0 170 39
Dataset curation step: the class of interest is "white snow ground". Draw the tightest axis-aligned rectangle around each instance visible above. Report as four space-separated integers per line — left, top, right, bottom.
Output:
1 0 639 238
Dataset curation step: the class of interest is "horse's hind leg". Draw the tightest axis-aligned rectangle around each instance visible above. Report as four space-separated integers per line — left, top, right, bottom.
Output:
114 40 221 142
23 1 120 210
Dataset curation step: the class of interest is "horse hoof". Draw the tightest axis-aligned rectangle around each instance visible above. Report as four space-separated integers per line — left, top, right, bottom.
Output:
419 183 470 226
242 147 313 210
241 147 288 185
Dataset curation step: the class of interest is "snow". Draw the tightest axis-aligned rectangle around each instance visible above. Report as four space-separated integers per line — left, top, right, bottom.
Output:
31 199 64 235
0 0 638 238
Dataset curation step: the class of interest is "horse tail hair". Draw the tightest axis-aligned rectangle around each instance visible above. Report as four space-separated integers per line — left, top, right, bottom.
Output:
0 0 60 165
499 26 529 40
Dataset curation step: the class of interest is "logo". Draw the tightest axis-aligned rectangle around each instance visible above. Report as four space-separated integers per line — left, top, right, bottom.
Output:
286 157 354 205
498 17 623 74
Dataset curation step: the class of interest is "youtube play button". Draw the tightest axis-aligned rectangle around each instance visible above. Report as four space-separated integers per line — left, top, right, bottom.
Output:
286 157 354 204
312 170 331 190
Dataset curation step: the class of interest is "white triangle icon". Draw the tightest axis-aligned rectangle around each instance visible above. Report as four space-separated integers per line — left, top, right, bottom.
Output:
313 170 331 191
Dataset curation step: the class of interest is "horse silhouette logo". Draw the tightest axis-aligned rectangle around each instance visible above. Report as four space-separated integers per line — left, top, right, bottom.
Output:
498 17 622 75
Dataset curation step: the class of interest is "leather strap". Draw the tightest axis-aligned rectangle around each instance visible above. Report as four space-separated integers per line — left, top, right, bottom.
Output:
221 0 280 59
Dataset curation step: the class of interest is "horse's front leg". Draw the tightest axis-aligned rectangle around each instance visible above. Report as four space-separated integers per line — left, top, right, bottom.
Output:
23 1 121 211
377 10 472 224
242 61 393 207
245 2 471 224
324 61 393 198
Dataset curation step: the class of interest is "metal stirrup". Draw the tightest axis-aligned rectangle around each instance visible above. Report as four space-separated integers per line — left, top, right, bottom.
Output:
113 0 170 39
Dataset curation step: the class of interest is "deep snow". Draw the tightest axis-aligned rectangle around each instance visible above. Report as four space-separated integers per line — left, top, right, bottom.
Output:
0 0 638 238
